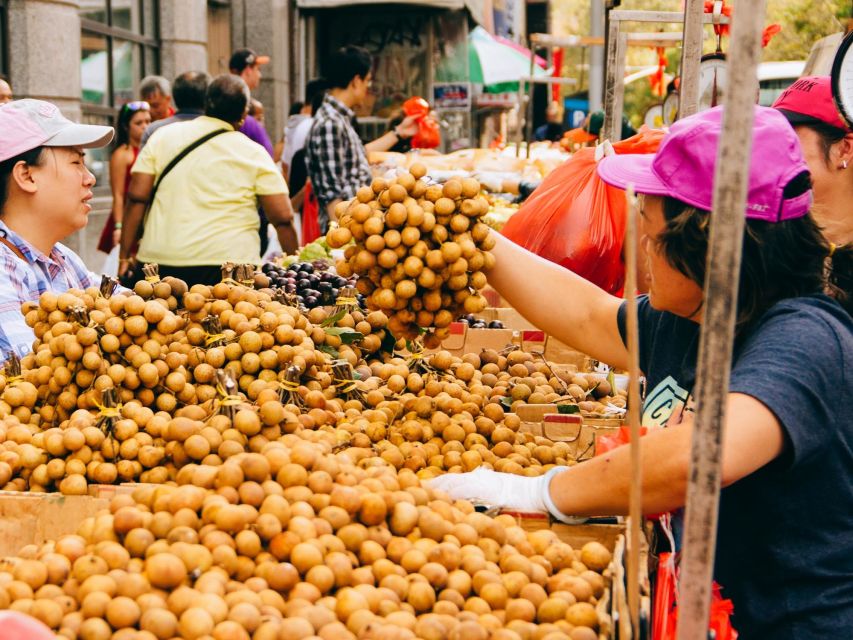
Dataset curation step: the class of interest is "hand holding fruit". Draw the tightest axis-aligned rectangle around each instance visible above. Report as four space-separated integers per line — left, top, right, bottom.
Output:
428 467 586 524
395 114 420 139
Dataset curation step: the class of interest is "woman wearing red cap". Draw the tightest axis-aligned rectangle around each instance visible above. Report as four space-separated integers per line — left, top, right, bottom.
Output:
432 105 853 639
773 75 853 245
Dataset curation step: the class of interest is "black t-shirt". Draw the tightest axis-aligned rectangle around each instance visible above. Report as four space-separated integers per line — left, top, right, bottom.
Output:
618 294 853 639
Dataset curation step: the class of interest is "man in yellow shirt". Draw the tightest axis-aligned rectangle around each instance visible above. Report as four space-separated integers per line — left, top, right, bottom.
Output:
119 74 297 285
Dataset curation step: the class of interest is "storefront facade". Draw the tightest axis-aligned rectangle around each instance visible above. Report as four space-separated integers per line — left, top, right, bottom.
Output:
294 0 527 153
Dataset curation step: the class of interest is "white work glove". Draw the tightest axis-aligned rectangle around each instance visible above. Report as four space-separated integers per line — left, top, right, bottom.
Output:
428 467 586 524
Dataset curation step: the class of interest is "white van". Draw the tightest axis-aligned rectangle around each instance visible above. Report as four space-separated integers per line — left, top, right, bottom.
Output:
757 61 806 106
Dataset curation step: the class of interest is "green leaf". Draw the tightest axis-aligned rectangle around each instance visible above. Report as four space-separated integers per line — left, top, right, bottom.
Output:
324 326 364 344
318 345 340 358
556 404 580 414
322 309 347 327
499 396 513 411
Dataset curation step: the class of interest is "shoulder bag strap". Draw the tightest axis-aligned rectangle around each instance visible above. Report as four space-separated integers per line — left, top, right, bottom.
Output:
148 128 229 206
0 233 26 261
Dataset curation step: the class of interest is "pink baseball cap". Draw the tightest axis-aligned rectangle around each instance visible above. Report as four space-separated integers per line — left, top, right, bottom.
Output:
596 105 812 223
772 75 851 133
0 99 114 163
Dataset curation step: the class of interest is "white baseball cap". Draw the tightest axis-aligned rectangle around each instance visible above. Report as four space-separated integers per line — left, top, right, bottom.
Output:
0 99 114 163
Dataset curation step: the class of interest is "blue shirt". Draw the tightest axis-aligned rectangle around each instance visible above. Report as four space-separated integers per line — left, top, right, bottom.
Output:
0 220 101 358
619 294 853 640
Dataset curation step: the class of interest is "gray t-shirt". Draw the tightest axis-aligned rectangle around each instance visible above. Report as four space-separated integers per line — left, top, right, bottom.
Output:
619 294 853 639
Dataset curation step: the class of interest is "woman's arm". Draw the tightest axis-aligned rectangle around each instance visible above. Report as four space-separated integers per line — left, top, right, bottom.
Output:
486 232 629 369
548 393 786 516
431 393 787 518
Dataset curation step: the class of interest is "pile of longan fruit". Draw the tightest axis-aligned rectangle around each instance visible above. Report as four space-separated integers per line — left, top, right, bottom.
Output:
327 164 495 347
0 427 611 640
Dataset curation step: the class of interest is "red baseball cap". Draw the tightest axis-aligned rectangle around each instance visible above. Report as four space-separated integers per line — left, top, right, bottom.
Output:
772 75 851 133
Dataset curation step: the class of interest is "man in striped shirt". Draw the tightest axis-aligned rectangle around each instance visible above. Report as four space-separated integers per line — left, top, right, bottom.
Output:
0 99 113 358
305 45 419 233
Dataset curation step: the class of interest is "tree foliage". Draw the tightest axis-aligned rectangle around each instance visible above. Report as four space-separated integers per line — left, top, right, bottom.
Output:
550 0 851 125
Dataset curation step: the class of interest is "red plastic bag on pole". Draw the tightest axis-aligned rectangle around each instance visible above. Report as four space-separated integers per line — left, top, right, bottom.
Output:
502 128 665 294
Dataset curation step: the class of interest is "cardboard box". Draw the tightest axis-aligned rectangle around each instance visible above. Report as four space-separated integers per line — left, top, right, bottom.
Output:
437 322 516 356
0 491 109 557
518 411 623 462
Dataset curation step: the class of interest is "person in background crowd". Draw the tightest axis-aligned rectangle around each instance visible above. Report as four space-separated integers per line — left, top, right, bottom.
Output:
431 106 853 639
249 98 265 124
564 109 636 146
275 101 303 165
283 79 328 183
97 101 150 254
773 75 853 246
228 48 274 156
306 45 418 232
0 99 114 358
140 71 210 148
534 100 566 142
229 48 276 254
119 75 297 286
0 76 12 105
139 75 174 121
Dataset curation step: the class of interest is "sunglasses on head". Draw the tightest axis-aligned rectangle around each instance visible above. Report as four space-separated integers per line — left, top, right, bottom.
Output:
122 101 150 113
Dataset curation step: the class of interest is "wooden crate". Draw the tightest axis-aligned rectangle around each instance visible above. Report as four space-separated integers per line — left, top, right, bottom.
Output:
0 491 109 557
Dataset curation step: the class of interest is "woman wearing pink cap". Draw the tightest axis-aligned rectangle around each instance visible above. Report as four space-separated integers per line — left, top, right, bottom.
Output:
0 99 114 359
773 75 853 245
432 106 853 638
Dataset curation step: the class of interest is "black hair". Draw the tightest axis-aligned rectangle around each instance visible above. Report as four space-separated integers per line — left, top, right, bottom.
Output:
805 121 848 165
326 46 372 90
114 103 149 148
172 71 211 112
0 147 46 209
205 74 250 125
657 171 851 325
305 78 329 113
289 101 304 116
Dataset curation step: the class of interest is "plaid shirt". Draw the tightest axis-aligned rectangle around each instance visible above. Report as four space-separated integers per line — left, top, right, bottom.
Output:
0 221 100 359
305 94 372 231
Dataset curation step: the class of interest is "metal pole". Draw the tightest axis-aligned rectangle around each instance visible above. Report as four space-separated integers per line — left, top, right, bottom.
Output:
603 17 620 142
624 187 643 639
675 1 768 638
525 39 537 159
679 0 706 118
589 0 605 111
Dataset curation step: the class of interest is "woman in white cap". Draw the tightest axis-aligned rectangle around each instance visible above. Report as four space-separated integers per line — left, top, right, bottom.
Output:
0 99 114 359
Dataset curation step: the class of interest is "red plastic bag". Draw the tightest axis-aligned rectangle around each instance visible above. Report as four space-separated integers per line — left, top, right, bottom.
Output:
653 553 739 640
595 425 648 457
302 181 321 244
501 128 665 294
403 96 441 149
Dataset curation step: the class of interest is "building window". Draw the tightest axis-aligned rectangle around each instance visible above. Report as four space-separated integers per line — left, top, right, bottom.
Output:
80 0 159 188
0 0 8 79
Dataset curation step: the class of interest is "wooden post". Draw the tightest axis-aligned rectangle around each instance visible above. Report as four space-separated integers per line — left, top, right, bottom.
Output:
603 17 620 142
624 187 643 638
679 0 706 118
609 32 629 141
675 1 768 639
